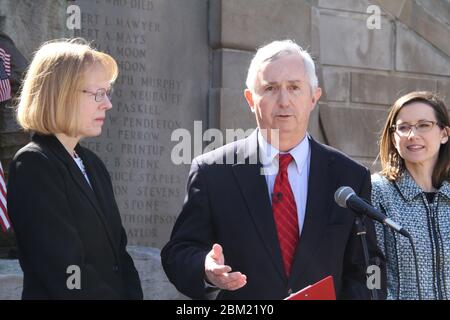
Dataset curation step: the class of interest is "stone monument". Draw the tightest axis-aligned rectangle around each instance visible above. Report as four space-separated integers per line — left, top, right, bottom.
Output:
74 0 209 248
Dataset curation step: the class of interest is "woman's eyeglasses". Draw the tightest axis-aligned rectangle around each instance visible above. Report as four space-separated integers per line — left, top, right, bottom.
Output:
81 87 113 103
391 120 439 136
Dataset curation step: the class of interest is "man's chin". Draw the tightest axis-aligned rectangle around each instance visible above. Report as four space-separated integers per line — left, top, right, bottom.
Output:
276 123 297 133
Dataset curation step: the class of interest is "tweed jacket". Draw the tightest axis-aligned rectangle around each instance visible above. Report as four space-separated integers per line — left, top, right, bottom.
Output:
372 172 450 300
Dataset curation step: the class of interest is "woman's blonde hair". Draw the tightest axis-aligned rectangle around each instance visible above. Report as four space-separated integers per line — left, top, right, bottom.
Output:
379 91 450 187
17 38 118 136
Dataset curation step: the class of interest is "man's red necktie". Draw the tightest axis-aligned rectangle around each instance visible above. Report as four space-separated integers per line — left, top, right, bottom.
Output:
272 153 299 277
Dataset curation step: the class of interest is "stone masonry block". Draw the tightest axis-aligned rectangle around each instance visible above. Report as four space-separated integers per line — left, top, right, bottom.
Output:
398 0 450 57
437 80 450 109
351 72 436 105
212 49 253 90
0 0 70 59
322 68 349 102
396 22 450 76
318 0 373 13
319 11 394 70
214 88 255 131
320 104 388 158
373 0 405 17
209 0 312 51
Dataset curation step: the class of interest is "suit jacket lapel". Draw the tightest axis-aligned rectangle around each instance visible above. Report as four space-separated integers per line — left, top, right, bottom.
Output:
231 131 286 281
288 138 336 287
73 145 104 213
33 135 119 256
73 145 120 256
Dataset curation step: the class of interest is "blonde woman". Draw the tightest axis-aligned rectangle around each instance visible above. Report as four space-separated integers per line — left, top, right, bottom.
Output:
372 91 450 299
7 39 142 299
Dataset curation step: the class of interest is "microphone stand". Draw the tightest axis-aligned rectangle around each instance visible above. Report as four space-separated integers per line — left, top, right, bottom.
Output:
354 216 379 300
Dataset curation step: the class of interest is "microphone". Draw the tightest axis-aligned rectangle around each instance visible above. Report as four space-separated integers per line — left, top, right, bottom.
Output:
334 186 409 238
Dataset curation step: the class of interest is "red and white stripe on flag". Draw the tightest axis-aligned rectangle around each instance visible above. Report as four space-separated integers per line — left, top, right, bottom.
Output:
0 47 11 103
0 161 11 232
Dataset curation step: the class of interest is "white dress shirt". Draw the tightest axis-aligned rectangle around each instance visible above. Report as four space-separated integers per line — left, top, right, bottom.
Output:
73 154 92 188
258 130 311 235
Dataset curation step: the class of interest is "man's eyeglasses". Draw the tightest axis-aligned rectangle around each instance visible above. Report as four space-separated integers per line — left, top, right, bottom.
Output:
391 120 440 136
81 87 113 103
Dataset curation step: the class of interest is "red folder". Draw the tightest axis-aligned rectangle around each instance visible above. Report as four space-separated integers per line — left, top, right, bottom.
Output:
284 276 336 300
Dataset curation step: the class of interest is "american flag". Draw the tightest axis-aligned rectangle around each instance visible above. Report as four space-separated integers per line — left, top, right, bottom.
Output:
0 47 11 103
0 161 11 232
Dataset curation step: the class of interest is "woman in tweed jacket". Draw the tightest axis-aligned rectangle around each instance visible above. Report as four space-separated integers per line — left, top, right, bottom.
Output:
372 91 450 300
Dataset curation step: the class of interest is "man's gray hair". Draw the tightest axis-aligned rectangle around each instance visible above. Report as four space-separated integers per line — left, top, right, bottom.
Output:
245 39 318 93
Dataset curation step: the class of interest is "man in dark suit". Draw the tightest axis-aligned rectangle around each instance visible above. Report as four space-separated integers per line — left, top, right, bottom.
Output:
161 40 386 300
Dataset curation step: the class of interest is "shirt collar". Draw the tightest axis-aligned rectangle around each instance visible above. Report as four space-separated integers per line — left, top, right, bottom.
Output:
440 181 450 201
257 129 310 175
395 170 450 202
